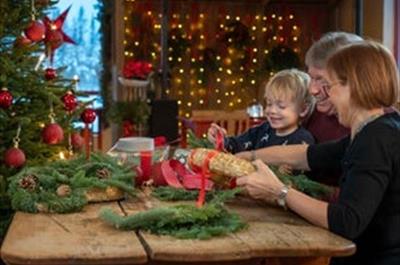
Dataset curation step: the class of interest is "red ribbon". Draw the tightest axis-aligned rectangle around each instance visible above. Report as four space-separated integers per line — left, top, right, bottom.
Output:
140 151 152 182
195 150 218 208
215 130 224 151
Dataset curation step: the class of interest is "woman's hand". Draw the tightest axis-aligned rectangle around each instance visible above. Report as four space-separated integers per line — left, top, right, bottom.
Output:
236 160 285 205
235 151 252 161
207 123 227 145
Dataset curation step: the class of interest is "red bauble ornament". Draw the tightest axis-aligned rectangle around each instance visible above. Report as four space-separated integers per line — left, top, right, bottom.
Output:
44 68 57 80
42 123 64 144
71 132 84 149
24 21 46 42
4 147 26 168
81 108 97 124
14 36 33 48
61 91 77 111
0 89 13 109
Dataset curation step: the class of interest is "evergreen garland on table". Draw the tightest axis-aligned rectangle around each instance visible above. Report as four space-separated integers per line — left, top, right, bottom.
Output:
100 188 246 239
152 186 242 202
272 167 334 200
8 153 135 213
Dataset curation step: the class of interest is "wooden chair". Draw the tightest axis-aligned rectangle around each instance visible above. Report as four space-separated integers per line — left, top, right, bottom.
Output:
180 109 250 147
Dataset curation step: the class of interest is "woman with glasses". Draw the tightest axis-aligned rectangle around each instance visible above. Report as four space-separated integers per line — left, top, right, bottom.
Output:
237 41 400 265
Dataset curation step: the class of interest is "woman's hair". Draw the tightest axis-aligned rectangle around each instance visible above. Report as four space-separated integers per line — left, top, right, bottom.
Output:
264 68 314 112
305 32 363 69
327 41 399 109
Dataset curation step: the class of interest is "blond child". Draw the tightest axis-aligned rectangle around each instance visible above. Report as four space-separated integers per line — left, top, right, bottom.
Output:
208 69 315 156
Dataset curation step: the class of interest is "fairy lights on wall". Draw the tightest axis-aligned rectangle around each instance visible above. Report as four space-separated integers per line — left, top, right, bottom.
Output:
123 0 302 118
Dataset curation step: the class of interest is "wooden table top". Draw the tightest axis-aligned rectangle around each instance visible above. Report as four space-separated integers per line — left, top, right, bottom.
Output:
1 192 356 265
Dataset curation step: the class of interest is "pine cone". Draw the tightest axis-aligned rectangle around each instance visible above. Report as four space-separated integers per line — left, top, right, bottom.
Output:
56 184 71 197
18 175 39 192
96 168 110 179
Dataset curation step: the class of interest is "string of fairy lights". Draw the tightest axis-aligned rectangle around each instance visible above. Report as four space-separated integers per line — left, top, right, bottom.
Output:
123 0 302 118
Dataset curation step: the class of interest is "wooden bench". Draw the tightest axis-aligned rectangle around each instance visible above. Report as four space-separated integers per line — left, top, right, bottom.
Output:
1 193 355 265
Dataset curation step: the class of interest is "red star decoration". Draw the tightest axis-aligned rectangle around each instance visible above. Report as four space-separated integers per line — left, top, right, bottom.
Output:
43 6 76 63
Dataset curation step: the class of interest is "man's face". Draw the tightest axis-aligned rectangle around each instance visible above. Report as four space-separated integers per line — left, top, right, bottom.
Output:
307 66 336 115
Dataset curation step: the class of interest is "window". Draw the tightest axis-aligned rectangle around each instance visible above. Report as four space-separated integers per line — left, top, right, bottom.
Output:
49 0 103 132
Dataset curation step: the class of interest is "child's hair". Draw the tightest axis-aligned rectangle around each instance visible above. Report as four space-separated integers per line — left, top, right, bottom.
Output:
264 69 314 115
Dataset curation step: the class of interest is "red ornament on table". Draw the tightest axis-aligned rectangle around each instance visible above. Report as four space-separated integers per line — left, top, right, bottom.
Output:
44 67 57 80
42 123 64 144
61 91 77 112
4 147 26 168
0 88 13 109
24 21 46 42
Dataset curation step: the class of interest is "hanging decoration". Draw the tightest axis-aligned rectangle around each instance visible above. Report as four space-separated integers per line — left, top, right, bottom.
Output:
44 67 57 80
264 44 300 72
43 6 76 62
123 2 307 117
4 125 26 168
24 0 45 42
71 132 84 150
24 21 46 42
81 108 97 160
61 90 77 112
0 88 13 109
218 21 250 48
42 103 64 145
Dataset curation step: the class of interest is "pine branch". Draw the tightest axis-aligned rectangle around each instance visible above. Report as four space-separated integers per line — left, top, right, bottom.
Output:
187 130 214 149
99 203 246 239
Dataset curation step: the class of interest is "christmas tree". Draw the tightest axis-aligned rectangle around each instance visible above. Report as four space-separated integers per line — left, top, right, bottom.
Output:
0 0 85 238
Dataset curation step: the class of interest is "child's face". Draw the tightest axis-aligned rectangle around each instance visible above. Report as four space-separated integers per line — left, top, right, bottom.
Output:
264 95 301 136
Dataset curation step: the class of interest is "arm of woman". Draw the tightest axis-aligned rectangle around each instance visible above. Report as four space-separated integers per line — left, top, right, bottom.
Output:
236 160 328 228
236 144 311 171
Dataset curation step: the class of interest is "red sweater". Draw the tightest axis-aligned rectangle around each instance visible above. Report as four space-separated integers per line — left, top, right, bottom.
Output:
303 110 349 186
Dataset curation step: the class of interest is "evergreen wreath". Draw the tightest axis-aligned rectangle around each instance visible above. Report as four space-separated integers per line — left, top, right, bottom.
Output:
264 44 301 72
100 188 246 239
8 153 135 213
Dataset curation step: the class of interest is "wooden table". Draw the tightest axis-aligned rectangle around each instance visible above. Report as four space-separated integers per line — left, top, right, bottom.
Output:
1 193 355 265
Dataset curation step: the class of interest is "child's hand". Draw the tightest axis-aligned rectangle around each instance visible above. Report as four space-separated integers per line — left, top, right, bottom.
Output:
235 151 252 161
278 164 293 175
207 123 227 145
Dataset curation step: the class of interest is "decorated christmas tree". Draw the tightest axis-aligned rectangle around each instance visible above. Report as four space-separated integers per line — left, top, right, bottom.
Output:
0 0 90 238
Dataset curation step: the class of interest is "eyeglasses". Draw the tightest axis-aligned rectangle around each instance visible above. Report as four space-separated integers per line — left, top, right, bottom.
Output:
310 76 343 93
321 81 342 93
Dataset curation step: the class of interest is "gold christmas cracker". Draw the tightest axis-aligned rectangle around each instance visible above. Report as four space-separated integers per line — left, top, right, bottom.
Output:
189 148 255 178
